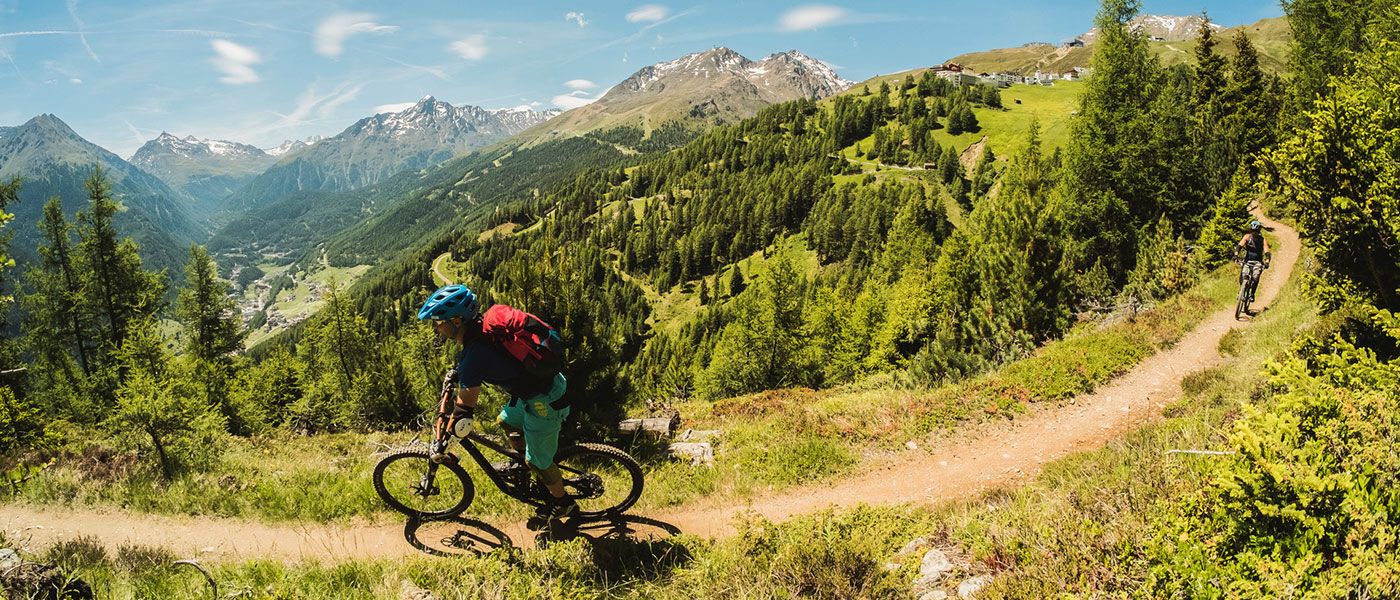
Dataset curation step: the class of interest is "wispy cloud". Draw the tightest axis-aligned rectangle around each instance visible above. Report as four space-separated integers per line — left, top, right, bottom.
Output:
563 79 596 90
380 54 449 81
314 12 397 58
270 82 362 127
778 5 848 31
209 39 260 85
374 101 415 114
626 5 669 23
66 0 99 63
124 120 151 148
449 34 487 61
565 12 588 28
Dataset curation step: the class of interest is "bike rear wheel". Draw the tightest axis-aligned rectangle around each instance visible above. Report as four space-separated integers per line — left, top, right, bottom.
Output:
554 443 644 519
373 451 474 519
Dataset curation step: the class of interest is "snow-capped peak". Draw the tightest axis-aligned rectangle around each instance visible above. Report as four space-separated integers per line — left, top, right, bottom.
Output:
131 132 267 163
611 46 851 99
264 135 323 157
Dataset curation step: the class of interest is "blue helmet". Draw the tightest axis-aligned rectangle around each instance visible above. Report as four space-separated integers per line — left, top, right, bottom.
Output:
1249 220 1262 231
418 284 479 321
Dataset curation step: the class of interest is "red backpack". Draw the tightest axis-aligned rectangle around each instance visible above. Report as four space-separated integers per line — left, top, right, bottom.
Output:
480 304 564 379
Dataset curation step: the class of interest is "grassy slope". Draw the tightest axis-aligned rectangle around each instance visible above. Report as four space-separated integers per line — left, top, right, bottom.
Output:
950 16 1291 75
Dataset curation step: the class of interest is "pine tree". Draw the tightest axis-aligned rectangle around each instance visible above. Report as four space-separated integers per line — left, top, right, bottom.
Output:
698 252 805 398
0 177 18 371
728 265 745 297
1192 13 1228 109
75 167 166 364
1222 31 1281 161
176 245 244 364
1272 13 1400 310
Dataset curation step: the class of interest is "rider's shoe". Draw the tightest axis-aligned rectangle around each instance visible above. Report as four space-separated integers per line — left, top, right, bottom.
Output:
536 497 579 521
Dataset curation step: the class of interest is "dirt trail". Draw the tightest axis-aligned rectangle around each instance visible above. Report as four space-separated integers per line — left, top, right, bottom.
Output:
0 216 1299 562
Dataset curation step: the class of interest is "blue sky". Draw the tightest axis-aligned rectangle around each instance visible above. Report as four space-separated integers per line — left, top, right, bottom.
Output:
0 0 1283 157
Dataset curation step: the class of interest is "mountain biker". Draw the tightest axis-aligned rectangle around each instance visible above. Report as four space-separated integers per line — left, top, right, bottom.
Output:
419 284 578 522
1236 220 1268 304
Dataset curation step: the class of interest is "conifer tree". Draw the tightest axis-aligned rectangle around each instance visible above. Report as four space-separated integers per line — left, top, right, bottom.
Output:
75 167 166 363
698 252 805 398
176 245 243 364
1222 31 1281 161
28 197 94 377
0 177 18 370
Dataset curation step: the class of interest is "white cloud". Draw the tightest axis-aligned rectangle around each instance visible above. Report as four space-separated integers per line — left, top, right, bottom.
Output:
449 34 487 61
315 12 398 57
552 90 598 109
626 4 668 23
778 5 849 31
565 12 588 28
563 79 596 90
69 77 81 84
209 39 260 85
374 101 415 114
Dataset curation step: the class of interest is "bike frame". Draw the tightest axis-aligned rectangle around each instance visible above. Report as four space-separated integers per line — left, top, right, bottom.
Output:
448 431 545 507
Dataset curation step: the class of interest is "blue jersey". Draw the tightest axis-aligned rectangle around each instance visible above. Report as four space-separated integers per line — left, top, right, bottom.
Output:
455 338 548 397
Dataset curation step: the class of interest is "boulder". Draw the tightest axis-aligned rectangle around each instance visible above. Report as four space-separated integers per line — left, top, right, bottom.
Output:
957 574 993 598
668 442 714 466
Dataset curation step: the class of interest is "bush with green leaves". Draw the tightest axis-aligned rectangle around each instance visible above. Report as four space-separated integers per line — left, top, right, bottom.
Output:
105 319 226 480
1144 308 1400 596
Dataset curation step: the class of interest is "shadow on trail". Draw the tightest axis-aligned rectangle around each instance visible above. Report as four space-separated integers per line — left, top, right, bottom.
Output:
537 515 693 581
403 517 514 558
404 514 692 581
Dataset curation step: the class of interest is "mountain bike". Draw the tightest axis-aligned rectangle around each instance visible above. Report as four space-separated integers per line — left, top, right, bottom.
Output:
372 381 644 522
1234 251 1271 320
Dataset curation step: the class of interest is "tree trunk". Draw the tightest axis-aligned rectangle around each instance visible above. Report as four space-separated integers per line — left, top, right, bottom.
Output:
148 427 173 481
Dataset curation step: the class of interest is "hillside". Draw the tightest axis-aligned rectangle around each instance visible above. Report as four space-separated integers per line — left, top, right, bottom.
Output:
949 16 1290 75
0 114 202 276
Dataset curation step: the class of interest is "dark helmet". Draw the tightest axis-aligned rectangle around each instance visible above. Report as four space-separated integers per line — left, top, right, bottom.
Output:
1249 220 1262 231
418 284 479 321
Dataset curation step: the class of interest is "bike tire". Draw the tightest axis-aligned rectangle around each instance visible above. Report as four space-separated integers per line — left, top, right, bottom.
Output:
1235 278 1249 320
373 451 475 519
554 443 644 519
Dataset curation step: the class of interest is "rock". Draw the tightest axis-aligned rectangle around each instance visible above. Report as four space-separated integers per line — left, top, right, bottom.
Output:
957 574 993 598
618 416 679 438
668 442 714 466
917 548 954 584
919 592 949 600
0 548 19 570
906 440 919 450
400 580 438 600
896 536 929 557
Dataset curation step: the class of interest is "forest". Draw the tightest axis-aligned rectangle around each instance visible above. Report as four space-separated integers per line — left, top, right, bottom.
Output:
1 0 1398 592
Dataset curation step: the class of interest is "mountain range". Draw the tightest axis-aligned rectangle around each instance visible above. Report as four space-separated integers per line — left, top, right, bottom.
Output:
0 114 200 276
223 98 560 211
129 133 279 217
519 47 853 145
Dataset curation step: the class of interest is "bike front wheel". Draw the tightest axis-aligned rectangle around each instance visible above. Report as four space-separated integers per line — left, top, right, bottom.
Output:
373 451 475 519
555 443 644 519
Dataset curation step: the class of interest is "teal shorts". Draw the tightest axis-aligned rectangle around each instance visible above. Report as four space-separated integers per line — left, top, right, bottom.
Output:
496 373 569 469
